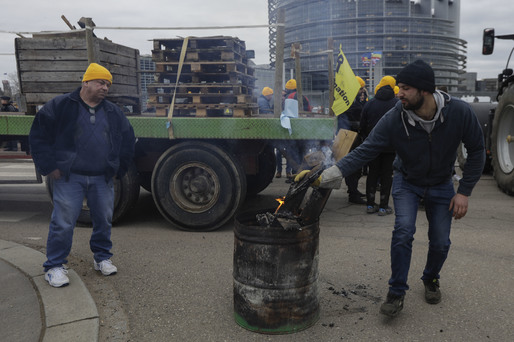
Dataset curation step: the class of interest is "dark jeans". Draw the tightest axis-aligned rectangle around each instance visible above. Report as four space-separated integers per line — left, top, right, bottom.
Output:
366 152 395 208
388 173 454 296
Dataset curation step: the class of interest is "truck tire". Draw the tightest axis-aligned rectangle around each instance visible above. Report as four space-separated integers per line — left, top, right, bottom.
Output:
245 143 276 196
151 142 247 231
491 83 514 195
45 163 141 226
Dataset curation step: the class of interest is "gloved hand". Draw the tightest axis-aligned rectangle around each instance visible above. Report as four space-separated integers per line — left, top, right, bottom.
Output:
318 165 343 189
294 170 321 187
294 165 343 189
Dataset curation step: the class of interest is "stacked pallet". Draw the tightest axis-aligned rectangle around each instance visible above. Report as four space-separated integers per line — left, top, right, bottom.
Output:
148 36 257 117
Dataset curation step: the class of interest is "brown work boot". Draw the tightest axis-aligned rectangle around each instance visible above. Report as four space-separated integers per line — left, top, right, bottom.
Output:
275 172 281 178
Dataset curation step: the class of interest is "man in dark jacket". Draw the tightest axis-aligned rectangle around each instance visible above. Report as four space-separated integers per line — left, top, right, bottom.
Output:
29 63 136 288
304 60 485 317
360 76 399 215
258 87 273 114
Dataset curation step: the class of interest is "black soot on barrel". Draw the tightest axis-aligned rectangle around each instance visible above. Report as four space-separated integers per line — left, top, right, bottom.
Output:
233 209 320 334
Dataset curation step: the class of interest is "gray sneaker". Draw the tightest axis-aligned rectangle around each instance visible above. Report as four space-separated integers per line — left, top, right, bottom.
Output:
423 279 441 304
45 266 69 287
379 293 404 317
94 259 117 276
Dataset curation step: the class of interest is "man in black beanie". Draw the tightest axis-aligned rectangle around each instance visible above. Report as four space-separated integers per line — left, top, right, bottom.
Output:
296 59 485 317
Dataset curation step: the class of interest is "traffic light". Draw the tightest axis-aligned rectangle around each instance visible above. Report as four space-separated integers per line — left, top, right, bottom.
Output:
482 28 495 55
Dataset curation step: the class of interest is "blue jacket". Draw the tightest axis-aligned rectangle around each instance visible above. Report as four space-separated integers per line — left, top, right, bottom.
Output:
257 94 273 114
29 87 135 181
336 92 485 196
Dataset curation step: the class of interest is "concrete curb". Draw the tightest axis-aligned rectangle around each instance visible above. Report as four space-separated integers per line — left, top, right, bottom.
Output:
0 239 99 342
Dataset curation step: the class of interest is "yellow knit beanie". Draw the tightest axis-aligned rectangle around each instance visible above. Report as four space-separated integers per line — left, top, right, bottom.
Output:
262 87 273 96
82 63 113 84
285 79 297 90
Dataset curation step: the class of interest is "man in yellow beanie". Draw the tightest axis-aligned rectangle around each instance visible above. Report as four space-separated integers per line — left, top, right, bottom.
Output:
29 62 135 287
258 86 274 114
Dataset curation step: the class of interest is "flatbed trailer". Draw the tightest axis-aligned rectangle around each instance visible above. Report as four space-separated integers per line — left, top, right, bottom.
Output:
1 113 336 231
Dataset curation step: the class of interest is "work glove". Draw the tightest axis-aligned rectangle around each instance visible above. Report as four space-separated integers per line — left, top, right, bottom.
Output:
294 170 321 187
294 165 343 189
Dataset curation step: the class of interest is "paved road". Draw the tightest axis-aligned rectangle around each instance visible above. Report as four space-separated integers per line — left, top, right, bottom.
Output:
1 159 513 341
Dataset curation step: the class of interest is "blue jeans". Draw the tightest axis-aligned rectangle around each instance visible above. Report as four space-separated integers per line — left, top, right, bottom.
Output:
388 172 454 296
43 173 114 271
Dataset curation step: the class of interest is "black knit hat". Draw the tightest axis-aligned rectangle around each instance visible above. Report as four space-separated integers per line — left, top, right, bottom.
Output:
396 60 435 93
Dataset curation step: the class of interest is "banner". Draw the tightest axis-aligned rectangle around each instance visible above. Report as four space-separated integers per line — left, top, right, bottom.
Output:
332 45 360 116
362 51 382 66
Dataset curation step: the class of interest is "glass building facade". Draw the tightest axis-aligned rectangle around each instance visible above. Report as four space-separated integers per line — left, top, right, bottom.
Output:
270 0 466 98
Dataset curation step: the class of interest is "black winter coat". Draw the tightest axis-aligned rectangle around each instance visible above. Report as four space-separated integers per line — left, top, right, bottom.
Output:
359 86 398 153
29 87 135 181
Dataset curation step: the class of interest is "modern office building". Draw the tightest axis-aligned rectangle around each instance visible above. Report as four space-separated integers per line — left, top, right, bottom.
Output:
269 0 466 104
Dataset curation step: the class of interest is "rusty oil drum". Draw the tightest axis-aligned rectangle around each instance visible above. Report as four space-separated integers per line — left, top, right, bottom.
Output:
233 210 320 334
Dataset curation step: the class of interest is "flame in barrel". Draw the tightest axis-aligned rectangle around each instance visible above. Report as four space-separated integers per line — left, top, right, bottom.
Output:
275 196 285 213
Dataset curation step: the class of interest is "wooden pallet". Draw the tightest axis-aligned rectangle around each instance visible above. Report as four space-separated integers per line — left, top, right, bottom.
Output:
146 83 253 96
152 49 246 63
154 61 254 76
153 36 246 55
155 103 257 117
154 73 255 87
148 93 252 105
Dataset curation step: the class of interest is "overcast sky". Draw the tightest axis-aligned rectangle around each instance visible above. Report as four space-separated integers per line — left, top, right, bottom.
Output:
0 0 512 87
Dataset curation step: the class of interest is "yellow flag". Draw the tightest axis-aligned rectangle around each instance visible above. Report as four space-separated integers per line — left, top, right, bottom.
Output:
332 45 360 116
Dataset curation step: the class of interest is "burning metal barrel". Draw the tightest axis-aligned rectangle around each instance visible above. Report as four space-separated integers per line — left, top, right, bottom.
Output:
233 209 320 334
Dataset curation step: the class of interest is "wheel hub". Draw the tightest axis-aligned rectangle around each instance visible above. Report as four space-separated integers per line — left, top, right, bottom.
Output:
171 163 219 212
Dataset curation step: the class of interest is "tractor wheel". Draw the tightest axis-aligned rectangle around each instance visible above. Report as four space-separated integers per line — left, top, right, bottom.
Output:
491 83 514 195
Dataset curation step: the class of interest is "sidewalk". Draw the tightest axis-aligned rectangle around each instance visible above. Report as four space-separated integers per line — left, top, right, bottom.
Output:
0 239 99 342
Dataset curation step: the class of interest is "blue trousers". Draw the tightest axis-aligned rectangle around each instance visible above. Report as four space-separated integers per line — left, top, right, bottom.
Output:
43 173 114 271
388 172 454 296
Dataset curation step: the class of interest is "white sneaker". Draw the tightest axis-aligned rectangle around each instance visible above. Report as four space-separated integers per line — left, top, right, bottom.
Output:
94 259 117 276
45 266 69 287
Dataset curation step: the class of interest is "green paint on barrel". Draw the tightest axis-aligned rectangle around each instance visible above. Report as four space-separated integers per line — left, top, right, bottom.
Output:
233 209 320 334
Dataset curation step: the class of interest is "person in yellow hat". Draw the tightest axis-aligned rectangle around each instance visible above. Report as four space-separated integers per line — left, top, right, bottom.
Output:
258 86 274 114
29 62 135 288
283 78 312 112
359 75 399 216
336 75 368 204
